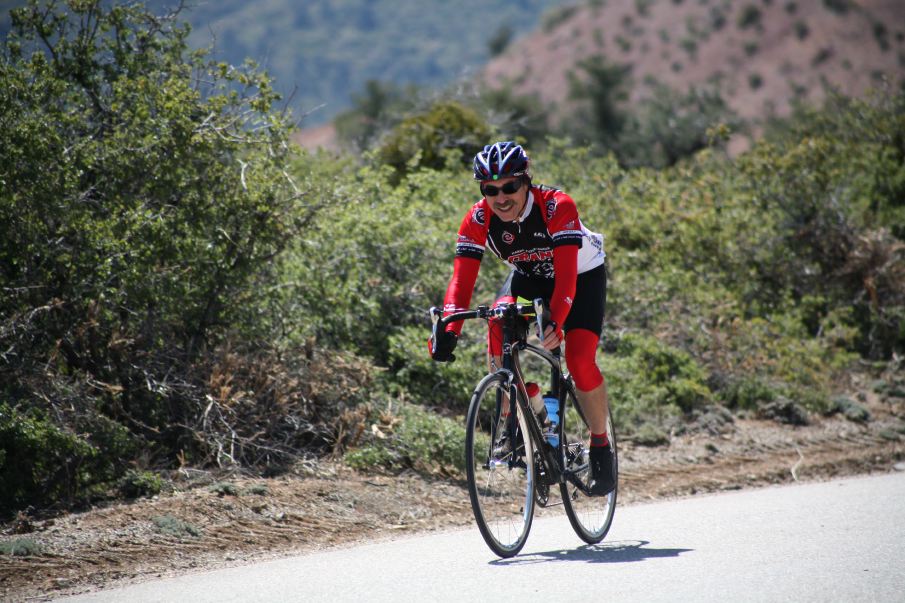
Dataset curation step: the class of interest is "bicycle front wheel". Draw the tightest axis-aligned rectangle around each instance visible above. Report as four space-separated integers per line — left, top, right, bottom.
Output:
560 382 617 544
465 373 536 558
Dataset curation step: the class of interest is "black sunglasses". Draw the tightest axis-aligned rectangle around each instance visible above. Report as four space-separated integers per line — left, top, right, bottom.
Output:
480 179 524 197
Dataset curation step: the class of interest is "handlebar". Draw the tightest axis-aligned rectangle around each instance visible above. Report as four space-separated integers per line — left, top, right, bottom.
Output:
430 298 551 348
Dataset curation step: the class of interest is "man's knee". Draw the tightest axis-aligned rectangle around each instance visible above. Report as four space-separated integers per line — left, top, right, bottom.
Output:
565 328 604 391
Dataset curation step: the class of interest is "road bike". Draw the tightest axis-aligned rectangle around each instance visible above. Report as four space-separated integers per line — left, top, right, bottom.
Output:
430 299 617 558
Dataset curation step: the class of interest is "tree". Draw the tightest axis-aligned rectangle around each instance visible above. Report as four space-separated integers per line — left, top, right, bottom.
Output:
0 0 300 513
566 55 633 151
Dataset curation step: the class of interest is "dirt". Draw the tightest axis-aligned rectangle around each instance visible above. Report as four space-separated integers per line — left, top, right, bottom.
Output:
2 391 904 601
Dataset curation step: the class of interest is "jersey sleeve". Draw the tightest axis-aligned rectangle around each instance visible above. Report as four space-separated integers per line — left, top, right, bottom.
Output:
545 192 583 248
550 245 578 331
454 201 490 260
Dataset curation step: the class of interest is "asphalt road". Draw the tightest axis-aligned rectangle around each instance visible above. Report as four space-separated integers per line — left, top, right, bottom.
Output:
61 472 905 603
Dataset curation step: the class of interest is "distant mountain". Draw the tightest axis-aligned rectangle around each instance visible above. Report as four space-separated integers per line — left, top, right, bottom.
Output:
1 0 569 125
144 0 572 126
481 0 905 140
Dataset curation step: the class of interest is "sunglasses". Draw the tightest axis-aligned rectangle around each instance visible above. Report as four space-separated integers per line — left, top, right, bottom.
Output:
480 179 524 197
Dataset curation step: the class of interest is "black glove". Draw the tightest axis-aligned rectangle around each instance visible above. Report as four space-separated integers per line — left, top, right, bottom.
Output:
430 330 458 362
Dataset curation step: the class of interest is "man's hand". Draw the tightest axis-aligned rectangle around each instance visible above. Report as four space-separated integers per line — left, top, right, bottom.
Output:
429 330 458 362
540 322 562 351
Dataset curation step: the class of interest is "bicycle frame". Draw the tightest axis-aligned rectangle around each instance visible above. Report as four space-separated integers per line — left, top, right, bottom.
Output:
431 301 594 496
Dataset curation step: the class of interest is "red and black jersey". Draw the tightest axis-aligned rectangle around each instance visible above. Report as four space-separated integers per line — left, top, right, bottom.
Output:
455 185 605 279
442 185 606 335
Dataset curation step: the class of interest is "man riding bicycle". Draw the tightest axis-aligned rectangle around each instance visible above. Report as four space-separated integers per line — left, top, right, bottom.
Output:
430 141 615 496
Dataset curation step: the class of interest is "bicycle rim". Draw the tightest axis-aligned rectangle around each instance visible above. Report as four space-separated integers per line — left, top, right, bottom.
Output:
560 385 617 544
465 373 535 558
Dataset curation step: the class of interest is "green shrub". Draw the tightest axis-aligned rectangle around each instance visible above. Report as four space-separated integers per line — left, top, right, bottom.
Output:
345 404 466 474
602 333 712 434
542 5 579 32
1 0 299 505
0 538 42 557
823 0 850 15
722 377 779 410
377 101 491 180
0 403 97 518
208 482 239 496
384 326 487 413
737 5 762 30
152 514 202 538
118 470 164 499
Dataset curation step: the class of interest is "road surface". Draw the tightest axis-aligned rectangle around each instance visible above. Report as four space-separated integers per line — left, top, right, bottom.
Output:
62 472 905 602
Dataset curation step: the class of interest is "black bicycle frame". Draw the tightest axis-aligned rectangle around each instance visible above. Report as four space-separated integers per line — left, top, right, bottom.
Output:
431 301 593 494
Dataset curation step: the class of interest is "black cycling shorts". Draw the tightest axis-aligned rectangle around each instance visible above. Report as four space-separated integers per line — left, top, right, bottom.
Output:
496 262 607 336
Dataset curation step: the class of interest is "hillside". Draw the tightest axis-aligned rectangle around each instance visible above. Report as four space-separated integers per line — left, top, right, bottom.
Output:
0 0 569 125
482 0 905 141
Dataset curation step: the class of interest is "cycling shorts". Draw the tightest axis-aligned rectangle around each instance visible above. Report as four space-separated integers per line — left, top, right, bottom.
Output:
496 263 607 336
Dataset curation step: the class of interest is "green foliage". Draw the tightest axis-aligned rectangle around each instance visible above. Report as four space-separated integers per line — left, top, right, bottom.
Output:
209 482 239 496
334 80 420 152
601 333 712 433
345 404 466 474
823 0 850 15
152 514 202 538
567 55 633 148
1 0 299 509
336 80 553 155
243 484 269 496
737 5 762 30
0 403 97 517
617 82 741 168
377 101 491 180
543 5 579 32
487 24 513 57
0 538 43 556
385 326 487 412
118 470 164 499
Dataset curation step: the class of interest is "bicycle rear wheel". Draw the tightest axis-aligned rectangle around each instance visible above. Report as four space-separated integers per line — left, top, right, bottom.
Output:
465 373 536 558
560 382 617 544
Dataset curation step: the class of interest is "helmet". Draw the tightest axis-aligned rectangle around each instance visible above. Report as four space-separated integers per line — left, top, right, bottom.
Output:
473 141 529 181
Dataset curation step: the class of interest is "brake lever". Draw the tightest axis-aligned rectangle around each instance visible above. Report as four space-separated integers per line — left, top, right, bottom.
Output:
533 298 546 344
429 306 442 353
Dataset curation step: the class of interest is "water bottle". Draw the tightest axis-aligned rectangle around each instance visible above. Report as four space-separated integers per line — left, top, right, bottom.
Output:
543 394 559 448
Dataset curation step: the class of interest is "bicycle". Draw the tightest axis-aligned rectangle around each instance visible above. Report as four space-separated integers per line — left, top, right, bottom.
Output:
430 299 618 558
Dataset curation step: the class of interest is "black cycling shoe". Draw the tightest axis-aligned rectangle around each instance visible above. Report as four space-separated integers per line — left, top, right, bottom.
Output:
588 445 616 496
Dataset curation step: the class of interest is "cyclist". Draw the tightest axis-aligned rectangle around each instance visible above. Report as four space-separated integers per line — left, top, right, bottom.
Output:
430 141 615 496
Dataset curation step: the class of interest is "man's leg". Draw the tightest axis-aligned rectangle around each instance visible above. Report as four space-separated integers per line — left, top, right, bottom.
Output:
575 377 609 435
565 328 607 431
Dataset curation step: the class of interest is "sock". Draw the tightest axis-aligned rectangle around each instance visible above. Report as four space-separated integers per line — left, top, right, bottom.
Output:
590 432 609 447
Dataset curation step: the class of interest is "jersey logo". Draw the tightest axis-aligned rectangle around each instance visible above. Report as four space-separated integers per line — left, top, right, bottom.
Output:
473 207 486 226
502 231 514 244
545 200 556 221
508 249 554 263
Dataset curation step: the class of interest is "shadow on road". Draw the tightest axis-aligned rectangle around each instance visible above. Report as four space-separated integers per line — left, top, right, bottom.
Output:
490 540 693 566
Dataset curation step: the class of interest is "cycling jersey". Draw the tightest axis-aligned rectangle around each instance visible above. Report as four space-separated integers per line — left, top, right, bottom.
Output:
443 185 605 335
454 185 606 278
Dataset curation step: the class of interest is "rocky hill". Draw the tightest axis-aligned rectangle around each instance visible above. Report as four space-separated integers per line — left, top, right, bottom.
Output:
481 0 905 133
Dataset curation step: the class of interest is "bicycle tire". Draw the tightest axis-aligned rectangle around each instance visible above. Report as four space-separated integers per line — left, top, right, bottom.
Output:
559 382 617 544
465 372 536 558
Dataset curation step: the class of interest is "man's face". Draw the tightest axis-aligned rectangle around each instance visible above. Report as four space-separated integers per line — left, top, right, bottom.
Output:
481 176 528 222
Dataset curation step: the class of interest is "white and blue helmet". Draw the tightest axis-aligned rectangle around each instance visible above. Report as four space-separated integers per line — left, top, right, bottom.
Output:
473 141 530 181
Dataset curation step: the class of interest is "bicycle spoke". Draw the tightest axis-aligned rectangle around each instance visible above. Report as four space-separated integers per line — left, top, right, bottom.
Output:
465 375 535 557
560 384 617 544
